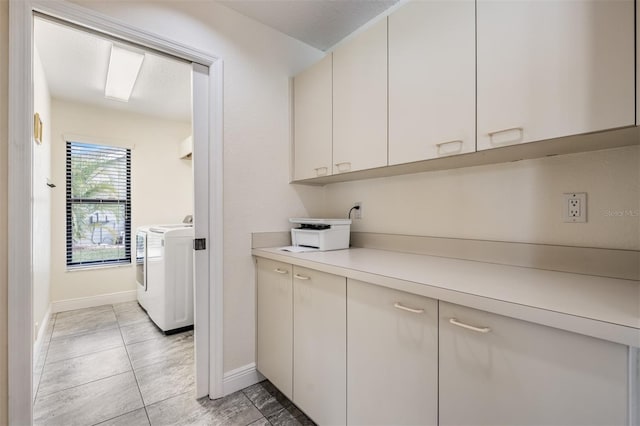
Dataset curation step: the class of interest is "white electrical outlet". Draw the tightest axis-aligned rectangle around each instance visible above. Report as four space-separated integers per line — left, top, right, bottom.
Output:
354 202 363 219
563 193 587 223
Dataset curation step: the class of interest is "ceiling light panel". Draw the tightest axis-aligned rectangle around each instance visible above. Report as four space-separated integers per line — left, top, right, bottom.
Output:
104 45 145 102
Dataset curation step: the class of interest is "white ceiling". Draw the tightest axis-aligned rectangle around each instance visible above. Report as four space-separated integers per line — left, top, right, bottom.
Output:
34 18 192 122
33 1 399 120
217 0 401 51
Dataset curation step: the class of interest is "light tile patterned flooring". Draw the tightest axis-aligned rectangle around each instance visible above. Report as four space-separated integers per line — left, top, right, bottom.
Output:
33 302 314 426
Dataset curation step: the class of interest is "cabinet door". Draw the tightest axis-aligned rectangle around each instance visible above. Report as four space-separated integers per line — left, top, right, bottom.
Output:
388 0 475 165
333 19 387 174
294 54 332 180
439 301 628 426
293 266 346 425
256 258 293 399
347 279 438 426
477 0 635 150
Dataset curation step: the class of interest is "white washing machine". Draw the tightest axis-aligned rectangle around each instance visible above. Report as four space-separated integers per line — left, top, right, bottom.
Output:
135 225 152 310
145 224 194 332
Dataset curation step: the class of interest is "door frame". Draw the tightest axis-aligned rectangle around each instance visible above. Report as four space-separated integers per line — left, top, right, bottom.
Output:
7 1 225 423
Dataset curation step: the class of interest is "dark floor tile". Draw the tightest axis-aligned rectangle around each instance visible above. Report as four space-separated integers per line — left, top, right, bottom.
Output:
247 417 270 426
33 371 143 426
95 408 150 426
243 381 292 418
146 391 263 426
266 405 315 426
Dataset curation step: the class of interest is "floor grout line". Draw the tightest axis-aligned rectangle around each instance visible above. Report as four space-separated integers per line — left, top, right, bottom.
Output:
35 370 135 400
88 407 145 426
114 303 153 425
42 343 127 367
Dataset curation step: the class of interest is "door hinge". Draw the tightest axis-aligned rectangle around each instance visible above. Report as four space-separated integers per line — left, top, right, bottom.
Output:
194 238 207 251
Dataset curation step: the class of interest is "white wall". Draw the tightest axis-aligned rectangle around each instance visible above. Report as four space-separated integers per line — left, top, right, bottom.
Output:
325 145 640 250
68 0 326 372
50 99 192 302
33 46 52 337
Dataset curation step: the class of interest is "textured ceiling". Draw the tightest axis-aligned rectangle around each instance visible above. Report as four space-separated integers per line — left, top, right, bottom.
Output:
218 0 401 51
34 18 192 122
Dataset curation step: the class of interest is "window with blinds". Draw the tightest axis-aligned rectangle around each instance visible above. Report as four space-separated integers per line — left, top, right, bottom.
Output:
66 141 132 267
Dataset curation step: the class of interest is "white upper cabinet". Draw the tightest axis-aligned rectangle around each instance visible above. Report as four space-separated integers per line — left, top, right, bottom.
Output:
477 0 635 150
333 19 388 174
293 54 332 180
389 0 475 165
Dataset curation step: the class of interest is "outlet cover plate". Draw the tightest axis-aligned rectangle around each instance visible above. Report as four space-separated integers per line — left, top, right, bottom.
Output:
563 192 587 223
354 202 362 219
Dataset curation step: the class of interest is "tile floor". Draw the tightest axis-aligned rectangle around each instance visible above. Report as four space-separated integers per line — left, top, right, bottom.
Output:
33 302 314 426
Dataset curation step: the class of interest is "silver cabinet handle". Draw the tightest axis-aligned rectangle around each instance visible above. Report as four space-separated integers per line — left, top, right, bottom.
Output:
487 127 524 146
314 167 328 177
273 268 288 274
335 162 351 173
294 274 310 280
449 318 491 333
393 302 424 314
436 139 464 156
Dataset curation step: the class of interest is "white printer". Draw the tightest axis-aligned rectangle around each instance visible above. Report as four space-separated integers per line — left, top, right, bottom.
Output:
290 218 352 251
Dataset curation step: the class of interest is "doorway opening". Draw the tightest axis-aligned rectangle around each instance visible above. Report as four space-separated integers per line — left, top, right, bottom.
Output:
8 2 224 424
31 15 197 423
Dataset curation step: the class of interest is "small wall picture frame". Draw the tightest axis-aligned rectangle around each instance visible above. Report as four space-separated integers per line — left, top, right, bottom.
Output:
34 112 43 144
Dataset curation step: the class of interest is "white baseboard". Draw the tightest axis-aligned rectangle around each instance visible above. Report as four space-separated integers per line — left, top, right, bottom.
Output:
51 290 137 313
222 363 265 396
33 304 52 366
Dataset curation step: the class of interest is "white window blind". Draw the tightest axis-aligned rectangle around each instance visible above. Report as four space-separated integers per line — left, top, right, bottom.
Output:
66 141 132 266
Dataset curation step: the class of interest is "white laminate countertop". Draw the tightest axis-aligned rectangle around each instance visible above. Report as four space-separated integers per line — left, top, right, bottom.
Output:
252 247 640 347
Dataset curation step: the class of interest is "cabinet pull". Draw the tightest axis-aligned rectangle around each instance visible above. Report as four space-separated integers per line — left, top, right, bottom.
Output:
393 302 424 314
314 167 328 177
294 274 310 280
273 268 288 274
436 140 464 157
335 162 351 173
487 127 524 146
449 318 491 333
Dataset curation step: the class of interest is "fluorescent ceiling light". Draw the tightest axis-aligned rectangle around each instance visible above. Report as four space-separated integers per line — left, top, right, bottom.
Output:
104 45 145 102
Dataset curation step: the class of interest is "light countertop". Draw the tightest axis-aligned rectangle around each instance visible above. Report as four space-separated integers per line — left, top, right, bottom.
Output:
252 247 640 347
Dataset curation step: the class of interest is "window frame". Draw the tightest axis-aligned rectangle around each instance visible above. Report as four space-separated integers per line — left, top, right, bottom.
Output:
65 140 132 267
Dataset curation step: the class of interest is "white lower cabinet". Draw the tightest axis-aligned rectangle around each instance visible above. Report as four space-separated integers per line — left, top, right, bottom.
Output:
439 301 628 426
293 266 347 426
256 258 632 426
255 258 293 399
347 279 438 426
